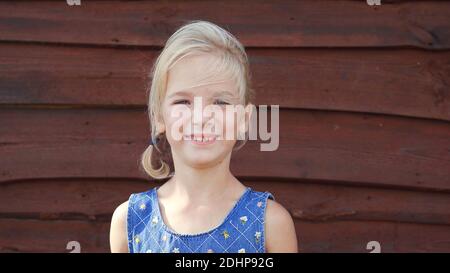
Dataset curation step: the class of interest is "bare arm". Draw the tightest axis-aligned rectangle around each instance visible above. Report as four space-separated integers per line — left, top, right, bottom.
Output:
265 199 299 253
109 201 129 253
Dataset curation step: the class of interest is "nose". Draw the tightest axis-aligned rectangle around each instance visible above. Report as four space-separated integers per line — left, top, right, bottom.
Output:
191 96 210 134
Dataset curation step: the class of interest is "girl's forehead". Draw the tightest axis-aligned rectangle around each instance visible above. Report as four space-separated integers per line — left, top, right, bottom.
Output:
166 82 237 99
166 53 238 98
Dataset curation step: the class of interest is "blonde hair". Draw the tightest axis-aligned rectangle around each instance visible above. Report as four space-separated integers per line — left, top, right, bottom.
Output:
141 20 254 179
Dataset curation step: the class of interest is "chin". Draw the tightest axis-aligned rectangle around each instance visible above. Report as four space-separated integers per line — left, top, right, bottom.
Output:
185 152 222 168
182 147 230 168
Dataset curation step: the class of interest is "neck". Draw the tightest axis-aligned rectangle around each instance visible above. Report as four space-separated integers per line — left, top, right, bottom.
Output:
169 153 235 202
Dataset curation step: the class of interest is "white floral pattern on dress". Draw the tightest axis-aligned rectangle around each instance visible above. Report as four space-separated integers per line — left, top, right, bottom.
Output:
255 231 261 243
239 216 248 225
238 248 246 253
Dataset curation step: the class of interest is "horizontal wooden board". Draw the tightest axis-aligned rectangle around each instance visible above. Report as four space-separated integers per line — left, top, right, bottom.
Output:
1 43 449 121
0 218 448 252
0 179 449 226
0 108 449 191
296 219 450 253
0 1 449 49
0 218 109 253
252 181 450 226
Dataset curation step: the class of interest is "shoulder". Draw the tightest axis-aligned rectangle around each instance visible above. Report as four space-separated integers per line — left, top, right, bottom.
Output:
112 200 129 222
264 198 298 253
109 200 129 253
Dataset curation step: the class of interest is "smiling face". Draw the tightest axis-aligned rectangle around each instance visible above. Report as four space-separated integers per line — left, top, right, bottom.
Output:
160 52 247 169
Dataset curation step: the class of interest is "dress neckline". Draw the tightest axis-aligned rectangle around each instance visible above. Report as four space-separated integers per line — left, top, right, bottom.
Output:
152 186 251 237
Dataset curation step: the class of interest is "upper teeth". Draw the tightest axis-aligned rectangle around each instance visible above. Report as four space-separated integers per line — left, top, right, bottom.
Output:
189 136 213 142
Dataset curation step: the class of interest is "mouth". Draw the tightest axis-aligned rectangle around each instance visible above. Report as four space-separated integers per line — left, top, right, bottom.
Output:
183 134 217 145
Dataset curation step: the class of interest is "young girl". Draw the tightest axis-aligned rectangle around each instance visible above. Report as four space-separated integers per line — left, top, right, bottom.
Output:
110 20 298 253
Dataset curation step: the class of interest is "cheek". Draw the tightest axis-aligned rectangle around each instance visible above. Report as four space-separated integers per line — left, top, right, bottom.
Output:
222 111 240 140
163 106 192 142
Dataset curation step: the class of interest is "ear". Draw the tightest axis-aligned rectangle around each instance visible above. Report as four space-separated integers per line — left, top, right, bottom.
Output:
154 119 166 134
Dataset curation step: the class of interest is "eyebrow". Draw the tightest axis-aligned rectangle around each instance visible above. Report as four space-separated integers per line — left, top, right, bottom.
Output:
167 91 192 99
211 91 237 99
167 90 237 99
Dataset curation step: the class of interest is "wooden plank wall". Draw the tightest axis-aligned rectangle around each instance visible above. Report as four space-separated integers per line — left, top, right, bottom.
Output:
0 0 449 252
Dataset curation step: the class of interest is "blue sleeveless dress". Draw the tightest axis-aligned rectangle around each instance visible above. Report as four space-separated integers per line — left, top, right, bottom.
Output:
127 186 275 253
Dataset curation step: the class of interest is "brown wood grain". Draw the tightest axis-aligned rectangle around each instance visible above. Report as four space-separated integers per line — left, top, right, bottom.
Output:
0 218 448 252
0 1 449 49
0 179 449 226
0 108 449 191
0 218 109 253
1 43 449 121
295 219 450 253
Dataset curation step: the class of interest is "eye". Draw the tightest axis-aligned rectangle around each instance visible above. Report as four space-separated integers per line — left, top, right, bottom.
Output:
214 99 230 105
173 99 190 105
